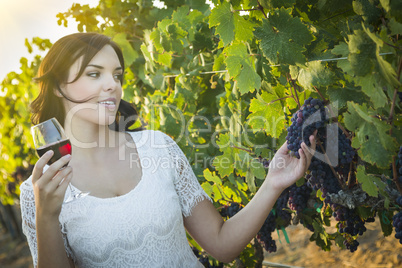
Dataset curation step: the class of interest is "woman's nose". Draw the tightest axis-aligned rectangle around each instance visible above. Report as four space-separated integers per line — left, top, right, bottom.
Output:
103 74 120 91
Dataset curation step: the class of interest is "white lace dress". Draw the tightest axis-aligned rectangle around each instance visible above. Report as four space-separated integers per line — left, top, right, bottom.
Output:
20 130 211 267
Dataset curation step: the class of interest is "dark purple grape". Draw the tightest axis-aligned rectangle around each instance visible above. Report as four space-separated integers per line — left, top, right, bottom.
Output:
220 203 241 218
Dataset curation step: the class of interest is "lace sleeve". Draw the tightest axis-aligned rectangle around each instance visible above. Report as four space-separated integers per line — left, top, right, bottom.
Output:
19 178 73 267
160 132 212 217
20 178 41 267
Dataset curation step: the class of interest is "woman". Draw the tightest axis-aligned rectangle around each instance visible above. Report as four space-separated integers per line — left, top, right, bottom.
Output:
20 32 316 267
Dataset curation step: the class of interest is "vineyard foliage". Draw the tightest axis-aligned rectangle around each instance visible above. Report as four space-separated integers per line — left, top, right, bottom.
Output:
1 0 402 265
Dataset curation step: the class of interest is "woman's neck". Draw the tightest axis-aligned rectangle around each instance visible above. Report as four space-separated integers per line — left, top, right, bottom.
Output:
64 119 127 162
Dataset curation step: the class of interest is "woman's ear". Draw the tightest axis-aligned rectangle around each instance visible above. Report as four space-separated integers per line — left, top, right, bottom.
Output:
53 88 63 98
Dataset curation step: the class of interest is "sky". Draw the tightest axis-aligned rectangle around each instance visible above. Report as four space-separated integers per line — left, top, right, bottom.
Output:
0 0 99 80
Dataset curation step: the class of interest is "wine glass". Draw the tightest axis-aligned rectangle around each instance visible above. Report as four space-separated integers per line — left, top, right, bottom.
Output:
31 118 89 203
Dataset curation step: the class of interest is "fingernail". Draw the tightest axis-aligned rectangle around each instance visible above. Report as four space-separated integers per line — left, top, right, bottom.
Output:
65 154 72 159
46 150 53 155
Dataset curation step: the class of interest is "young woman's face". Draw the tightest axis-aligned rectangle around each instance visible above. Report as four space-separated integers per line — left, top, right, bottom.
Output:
60 45 123 127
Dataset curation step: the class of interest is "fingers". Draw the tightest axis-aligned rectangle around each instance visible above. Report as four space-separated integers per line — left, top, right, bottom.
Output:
48 166 73 190
32 153 72 192
298 147 307 169
40 154 72 183
310 131 317 151
300 134 316 169
32 150 54 184
277 141 290 155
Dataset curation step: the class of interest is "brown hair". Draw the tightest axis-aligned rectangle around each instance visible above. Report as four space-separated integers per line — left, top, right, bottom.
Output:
31 32 143 131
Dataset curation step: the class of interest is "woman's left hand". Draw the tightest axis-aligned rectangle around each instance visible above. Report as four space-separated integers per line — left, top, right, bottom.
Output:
265 133 317 192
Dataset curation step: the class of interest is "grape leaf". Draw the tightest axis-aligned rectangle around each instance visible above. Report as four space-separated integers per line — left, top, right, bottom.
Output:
233 12 256 42
113 33 138 66
247 90 286 138
156 52 173 67
151 19 187 53
356 206 375 220
354 74 387 109
297 61 336 90
379 210 394 237
353 0 381 23
250 158 266 180
380 0 402 23
172 5 204 30
254 7 314 65
209 2 256 45
343 102 398 168
140 43 155 72
326 85 367 109
208 2 234 45
201 181 213 197
347 29 377 77
333 30 396 109
222 182 242 203
246 170 256 193
212 184 223 201
362 24 401 87
213 133 238 178
356 165 386 197
224 42 261 94
389 17 402 35
203 169 222 185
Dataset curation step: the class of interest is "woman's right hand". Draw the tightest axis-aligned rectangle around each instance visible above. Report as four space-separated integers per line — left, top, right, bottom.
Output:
31 150 73 219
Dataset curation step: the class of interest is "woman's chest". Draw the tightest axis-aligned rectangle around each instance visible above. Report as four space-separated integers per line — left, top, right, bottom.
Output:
60 175 183 249
69 150 143 198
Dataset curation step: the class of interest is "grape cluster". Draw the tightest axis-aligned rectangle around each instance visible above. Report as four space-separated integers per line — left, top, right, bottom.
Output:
276 191 292 227
288 183 312 215
337 128 355 165
258 155 270 168
333 205 367 236
257 211 277 252
393 196 402 245
257 191 292 253
286 97 326 158
398 146 402 186
306 156 341 201
285 97 363 252
220 203 242 218
343 238 359 252
394 147 402 245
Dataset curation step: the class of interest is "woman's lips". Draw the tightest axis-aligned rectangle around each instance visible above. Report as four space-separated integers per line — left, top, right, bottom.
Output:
98 99 117 111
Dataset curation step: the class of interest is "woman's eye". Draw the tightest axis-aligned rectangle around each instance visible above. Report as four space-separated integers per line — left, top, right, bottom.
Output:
87 72 100 78
114 74 123 80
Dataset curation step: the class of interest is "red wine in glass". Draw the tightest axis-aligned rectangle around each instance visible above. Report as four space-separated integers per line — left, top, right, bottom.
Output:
31 118 89 202
36 139 72 167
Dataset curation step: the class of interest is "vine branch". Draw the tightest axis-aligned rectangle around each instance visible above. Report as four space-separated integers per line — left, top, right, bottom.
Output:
320 8 353 22
256 0 268 19
231 145 253 153
233 8 260 12
289 79 301 109
268 96 292 105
